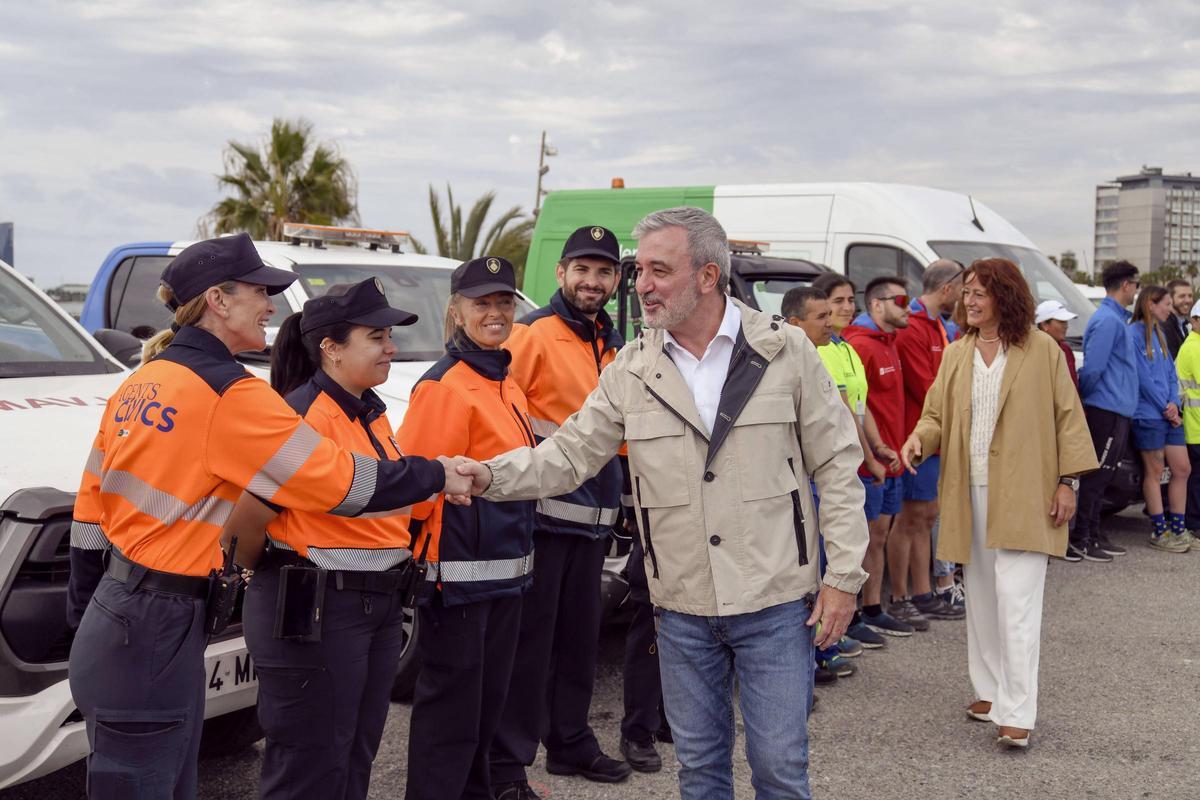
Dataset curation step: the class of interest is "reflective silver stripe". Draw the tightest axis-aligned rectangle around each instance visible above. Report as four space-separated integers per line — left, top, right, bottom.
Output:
357 505 413 519
70 521 108 550
100 470 234 527
536 497 620 527
305 546 409 571
1181 378 1200 390
1184 396 1200 408
437 552 535 583
247 423 322 501
527 416 559 438
620 493 634 507
84 447 104 478
330 453 379 517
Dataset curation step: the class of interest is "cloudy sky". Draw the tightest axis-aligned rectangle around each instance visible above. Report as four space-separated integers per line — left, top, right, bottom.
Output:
2 0 1198 286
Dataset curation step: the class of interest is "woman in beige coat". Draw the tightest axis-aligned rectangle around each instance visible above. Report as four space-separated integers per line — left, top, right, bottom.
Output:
900 258 1098 749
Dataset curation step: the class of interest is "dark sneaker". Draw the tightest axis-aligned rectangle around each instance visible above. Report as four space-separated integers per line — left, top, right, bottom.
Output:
837 635 864 658
846 621 887 648
936 581 966 610
818 654 855 677
1059 544 1084 563
814 663 838 684
1081 540 1114 562
654 722 673 744
913 593 965 620
888 598 931 631
862 610 915 637
619 737 662 773
1095 531 1127 556
494 781 542 800
546 753 632 783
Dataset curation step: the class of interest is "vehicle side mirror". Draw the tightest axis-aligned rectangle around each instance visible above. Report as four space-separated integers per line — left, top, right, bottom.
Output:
92 328 142 368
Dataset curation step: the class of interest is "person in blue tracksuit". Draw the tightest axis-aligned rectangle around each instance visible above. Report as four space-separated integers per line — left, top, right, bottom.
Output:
1073 260 1140 562
1129 285 1193 552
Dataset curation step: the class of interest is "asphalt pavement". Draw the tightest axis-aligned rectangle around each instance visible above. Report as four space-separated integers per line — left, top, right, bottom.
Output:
5 506 1198 799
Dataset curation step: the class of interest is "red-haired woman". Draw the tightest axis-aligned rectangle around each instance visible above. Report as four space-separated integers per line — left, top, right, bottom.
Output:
901 259 1097 749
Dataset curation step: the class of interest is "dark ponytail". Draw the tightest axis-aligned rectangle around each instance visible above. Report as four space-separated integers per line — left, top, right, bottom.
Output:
269 312 353 396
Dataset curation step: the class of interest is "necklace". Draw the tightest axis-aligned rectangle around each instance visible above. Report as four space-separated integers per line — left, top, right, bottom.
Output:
978 333 1000 343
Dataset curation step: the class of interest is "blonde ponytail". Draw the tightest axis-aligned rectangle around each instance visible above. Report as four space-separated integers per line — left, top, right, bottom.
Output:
443 292 468 351
141 282 236 362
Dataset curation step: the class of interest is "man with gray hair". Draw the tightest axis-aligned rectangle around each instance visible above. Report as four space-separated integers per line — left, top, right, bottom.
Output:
458 206 869 798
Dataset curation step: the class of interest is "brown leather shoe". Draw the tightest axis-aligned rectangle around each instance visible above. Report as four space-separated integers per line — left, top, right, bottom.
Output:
966 700 992 722
996 726 1030 749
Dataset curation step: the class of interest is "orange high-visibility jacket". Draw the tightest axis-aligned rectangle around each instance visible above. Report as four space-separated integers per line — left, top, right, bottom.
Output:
504 291 624 539
69 327 444 621
395 340 535 606
265 370 417 570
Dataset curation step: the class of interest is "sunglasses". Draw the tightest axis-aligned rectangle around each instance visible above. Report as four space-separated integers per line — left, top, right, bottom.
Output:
878 294 910 308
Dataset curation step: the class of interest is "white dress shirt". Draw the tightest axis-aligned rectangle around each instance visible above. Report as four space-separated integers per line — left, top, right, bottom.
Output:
663 298 743 435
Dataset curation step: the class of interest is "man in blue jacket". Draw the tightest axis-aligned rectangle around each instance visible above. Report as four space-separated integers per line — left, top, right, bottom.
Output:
1073 260 1140 562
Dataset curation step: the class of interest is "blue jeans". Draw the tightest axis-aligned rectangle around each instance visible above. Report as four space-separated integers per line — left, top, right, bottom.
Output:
658 598 814 799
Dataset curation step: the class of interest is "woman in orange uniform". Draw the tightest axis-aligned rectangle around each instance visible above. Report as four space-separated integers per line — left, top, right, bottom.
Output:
223 278 426 799
67 235 469 799
397 256 537 800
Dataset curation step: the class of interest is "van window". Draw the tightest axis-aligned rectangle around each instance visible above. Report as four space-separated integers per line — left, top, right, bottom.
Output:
0 267 115 377
846 245 923 302
111 256 173 339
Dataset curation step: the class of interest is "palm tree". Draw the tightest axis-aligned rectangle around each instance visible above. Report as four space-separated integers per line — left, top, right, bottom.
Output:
206 118 358 240
412 184 534 284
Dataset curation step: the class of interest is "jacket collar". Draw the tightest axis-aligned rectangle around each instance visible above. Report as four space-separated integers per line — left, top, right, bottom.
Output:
846 313 893 340
312 368 386 423
447 336 511 381
1100 296 1133 320
549 290 624 351
170 325 236 361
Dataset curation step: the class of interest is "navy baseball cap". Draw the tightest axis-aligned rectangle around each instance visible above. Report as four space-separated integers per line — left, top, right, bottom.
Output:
300 278 417 333
451 256 517 298
160 233 297 309
561 225 620 263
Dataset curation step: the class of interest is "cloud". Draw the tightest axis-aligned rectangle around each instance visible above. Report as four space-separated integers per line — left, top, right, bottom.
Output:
2 0 1199 283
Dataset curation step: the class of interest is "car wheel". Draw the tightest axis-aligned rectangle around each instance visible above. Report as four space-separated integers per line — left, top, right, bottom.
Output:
198 706 264 758
390 604 421 702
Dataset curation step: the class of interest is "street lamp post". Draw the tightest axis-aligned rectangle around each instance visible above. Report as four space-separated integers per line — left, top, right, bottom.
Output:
534 130 557 216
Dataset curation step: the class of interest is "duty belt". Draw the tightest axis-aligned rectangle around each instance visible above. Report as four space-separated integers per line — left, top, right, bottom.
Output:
262 546 413 594
105 549 210 599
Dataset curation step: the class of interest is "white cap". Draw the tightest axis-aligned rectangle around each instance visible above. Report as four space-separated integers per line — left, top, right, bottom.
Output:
1035 299 1077 325
1190 299 1200 319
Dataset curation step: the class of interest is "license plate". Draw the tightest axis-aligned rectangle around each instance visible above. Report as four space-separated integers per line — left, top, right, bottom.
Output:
205 651 257 698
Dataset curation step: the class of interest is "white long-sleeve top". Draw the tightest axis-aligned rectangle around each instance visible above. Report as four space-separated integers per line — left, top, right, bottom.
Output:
970 346 1008 487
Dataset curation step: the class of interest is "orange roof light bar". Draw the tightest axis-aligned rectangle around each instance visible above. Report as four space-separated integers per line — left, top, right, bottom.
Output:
282 222 414 252
728 239 770 255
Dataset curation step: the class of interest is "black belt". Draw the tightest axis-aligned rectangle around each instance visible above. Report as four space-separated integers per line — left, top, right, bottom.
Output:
263 547 411 594
106 550 210 599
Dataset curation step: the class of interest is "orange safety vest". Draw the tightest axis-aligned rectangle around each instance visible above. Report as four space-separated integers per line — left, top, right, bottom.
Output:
71 326 444 577
265 370 415 570
396 340 536 605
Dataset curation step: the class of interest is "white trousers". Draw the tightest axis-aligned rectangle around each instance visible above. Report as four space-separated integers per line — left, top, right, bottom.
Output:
964 486 1049 729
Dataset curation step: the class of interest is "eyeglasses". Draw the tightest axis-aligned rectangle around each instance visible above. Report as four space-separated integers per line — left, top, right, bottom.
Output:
878 294 909 308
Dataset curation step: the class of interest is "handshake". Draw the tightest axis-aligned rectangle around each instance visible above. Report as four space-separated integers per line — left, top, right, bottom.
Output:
434 456 494 505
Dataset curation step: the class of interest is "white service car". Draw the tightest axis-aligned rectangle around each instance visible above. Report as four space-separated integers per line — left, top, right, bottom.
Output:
0 258 262 789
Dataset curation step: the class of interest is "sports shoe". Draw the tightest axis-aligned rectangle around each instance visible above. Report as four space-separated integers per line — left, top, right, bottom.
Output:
1080 540 1113 562
818 654 855 677
545 753 632 783
936 581 967 609
619 737 662 773
862 610 915 637
814 663 838 684
913 593 965 620
1150 531 1190 553
846 622 887 648
494 781 542 800
1180 530 1198 550
1064 542 1087 562
837 636 864 658
1095 531 1127 556
888 598 931 631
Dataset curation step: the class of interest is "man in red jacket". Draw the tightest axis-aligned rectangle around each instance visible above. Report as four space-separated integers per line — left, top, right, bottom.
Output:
844 277 913 636
889 261 966 628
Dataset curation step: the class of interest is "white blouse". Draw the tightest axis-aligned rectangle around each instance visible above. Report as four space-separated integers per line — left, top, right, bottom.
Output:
969 345 1008 487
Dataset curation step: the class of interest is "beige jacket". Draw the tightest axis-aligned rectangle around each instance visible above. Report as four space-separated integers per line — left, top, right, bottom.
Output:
484 299 869 617
912 331 1099 562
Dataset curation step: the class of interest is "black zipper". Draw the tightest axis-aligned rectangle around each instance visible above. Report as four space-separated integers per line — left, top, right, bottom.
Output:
634 476 659 579
591 338 603 376
643 383 708 441
786 458 809 566
92 596 131 645
358 418 389 459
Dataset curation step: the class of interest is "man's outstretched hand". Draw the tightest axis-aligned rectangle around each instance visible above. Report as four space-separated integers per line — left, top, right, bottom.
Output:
456 458 493 495
437 456 474 505
806 584 856 650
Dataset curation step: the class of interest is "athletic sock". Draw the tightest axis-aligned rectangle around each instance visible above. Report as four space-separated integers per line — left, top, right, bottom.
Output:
863 604 883 618
1151 513 1168 537
1168 512 1187 535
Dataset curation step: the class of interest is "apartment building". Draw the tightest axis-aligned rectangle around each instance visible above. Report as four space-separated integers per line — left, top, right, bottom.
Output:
1094 166 1200 274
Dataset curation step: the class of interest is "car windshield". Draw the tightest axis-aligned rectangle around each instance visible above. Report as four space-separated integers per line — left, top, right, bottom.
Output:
0 267 114 377
293 264 536 361
746 277 818 315
928 241 1095 339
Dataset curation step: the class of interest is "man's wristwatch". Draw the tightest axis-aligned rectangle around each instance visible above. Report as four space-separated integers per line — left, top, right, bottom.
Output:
1058 475 1080 492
